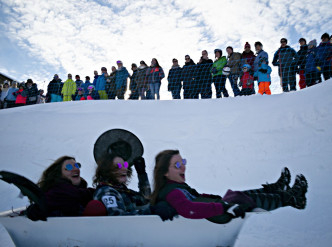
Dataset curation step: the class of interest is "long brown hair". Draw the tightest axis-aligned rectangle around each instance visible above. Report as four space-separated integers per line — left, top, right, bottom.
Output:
38 156 75 192
93 153 133 186
150 150 180 205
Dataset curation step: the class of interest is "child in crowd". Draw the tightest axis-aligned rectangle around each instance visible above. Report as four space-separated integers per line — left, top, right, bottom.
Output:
14 83 27 107
87 85 100 100
254 57 272 95
37 89 46 104
75 88 86 100
239 64 255 96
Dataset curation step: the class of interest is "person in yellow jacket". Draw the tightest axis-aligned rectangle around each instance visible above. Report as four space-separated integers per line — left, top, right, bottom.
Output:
61 74 77 101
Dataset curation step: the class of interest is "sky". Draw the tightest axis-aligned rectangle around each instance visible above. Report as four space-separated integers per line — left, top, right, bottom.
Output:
1 79 332 246
0 0 331 96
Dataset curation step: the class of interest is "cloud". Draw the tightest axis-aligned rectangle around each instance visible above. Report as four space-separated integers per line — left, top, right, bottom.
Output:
0 0 331 96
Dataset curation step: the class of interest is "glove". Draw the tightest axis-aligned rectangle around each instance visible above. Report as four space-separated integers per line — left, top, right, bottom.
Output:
259 69 267 73
132 156 146 175
316 66 321 72
150 201 177 221
225 203 250 219
239 81 243 87
26 203 47 221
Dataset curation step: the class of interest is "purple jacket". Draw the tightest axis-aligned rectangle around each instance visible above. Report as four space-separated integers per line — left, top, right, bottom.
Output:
45 178 93 216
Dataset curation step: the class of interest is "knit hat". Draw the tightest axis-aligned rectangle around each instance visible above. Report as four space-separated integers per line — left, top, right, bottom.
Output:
27 79 33 84
308 39 317 47
244 42 251 49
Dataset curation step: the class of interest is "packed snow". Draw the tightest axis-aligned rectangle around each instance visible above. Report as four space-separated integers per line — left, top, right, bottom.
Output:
1 80 332 246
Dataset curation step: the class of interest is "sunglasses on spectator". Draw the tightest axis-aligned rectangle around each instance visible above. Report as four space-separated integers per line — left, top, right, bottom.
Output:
174 159 187 169
65 163 81 171
281 40 287 43
88 86 94 89
117 162 129 169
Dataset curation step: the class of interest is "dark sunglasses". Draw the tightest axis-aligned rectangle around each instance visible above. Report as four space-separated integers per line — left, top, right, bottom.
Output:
117 162 129 169
281 40 287 43
65 163 81 171
174 159 187 169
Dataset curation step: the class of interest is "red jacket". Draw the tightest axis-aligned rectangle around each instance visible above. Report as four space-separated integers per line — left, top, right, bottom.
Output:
15 89 27 104
241 72 254 89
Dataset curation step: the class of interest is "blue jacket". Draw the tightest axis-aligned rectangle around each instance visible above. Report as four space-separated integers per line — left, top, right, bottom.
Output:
5 88 18 101
93 75 99 87
96 73 107 91
316 42 332 69
272 46 298 69
81 81 93 96
305 47 319 73
254 63 272 84
115 67 130 89
253 50 268 72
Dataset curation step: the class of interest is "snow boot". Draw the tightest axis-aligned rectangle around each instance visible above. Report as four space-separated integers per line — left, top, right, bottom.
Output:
262 167 291 193
281 174 308 209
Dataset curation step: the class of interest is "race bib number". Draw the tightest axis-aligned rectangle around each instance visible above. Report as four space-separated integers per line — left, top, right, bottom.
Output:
102 195 118 208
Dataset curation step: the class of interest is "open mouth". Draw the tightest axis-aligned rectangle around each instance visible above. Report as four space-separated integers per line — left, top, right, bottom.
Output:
72 173 79 178
180 173 185 179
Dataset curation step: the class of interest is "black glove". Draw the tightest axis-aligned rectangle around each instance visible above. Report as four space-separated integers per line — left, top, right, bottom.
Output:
150 201 177 221
26 203 47 221
132 156 146 175
259 69 267 73
225 203 250 219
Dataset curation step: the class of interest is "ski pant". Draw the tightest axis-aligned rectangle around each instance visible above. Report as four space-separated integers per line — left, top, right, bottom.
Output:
63 95 73 101
243 188 283 211
299 70 306 89
212 75 229 98
258 82 271 95
240 88 255 96
51 94 63 102
305 71 320 87
98 90 108 100
226 74 240 97
170 84 182 99
279 66 296 92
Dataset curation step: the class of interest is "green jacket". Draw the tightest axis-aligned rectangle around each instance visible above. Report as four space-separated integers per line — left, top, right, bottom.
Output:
61 79 77 96
211 56 227 77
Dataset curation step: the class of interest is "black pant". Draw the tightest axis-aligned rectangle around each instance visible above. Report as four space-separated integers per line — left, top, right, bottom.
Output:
213 75 228 98
279 67 296 92
243 188 284 211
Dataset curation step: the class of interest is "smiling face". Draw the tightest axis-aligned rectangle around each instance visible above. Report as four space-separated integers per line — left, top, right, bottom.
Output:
165 154 186 183
113 156 128 184
61 159 81 186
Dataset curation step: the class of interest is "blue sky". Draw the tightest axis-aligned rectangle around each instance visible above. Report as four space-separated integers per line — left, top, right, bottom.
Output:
0 0 331 95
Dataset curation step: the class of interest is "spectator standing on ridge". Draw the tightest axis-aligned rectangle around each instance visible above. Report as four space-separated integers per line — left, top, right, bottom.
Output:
5 82 18 108
37 89 46 104
167 58 182 99
93 70 99 87
136 61 149 100
47 74 63 103
0 82 9 109
25 79 38 105
241 42 256 68
226 46 241 97
146 58 165 100
181 55 196 99
129 63 139 100
253 41 269 75
211 49 228 98
105 66 117 99
195 50 213 99
75 75 83 88
115 61 130 100
272 38 298 92
239 64 255 96
61 74 76 101
305 39 321 87
81 76 92 98
14 83 27 107
297 38 308 89
96 67 108 100
316 32 332 81
254 57 272 95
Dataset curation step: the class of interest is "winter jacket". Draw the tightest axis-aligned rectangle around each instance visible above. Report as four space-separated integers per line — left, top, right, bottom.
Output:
93 173 151 216
195 58 213 83
93 75 99 87
87 90 100 100
254 63 272 84
211 56 227 77
146 66 165 84
61 79 77 96
75 80 83 89
96 73 107 91
227 52 242 75
26 83 38 104
136 66 148 89
241 51 256 68
167 66 182 91
47 79 63 96
254 50 269 72
181 60 196 89
115 67 130 89
14 88 27 104
130 70 138 91
297 45 308 70
272 46 298 69
305 47 320 73
44 178 93 217
81 81 93 96
0 88 8 101
240 71 254 89
316 41 332 69
5 88 18 101
105 71 116 93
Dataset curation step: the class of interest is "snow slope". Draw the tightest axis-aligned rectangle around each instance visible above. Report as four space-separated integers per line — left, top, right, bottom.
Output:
1 80 332 246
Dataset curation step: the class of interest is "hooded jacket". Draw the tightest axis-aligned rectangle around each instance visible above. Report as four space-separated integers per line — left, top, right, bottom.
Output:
211 56 227 77
272 45 298 69
62 79 77 96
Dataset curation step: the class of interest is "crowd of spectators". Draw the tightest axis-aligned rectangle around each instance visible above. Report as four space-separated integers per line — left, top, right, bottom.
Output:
0 33 331 109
